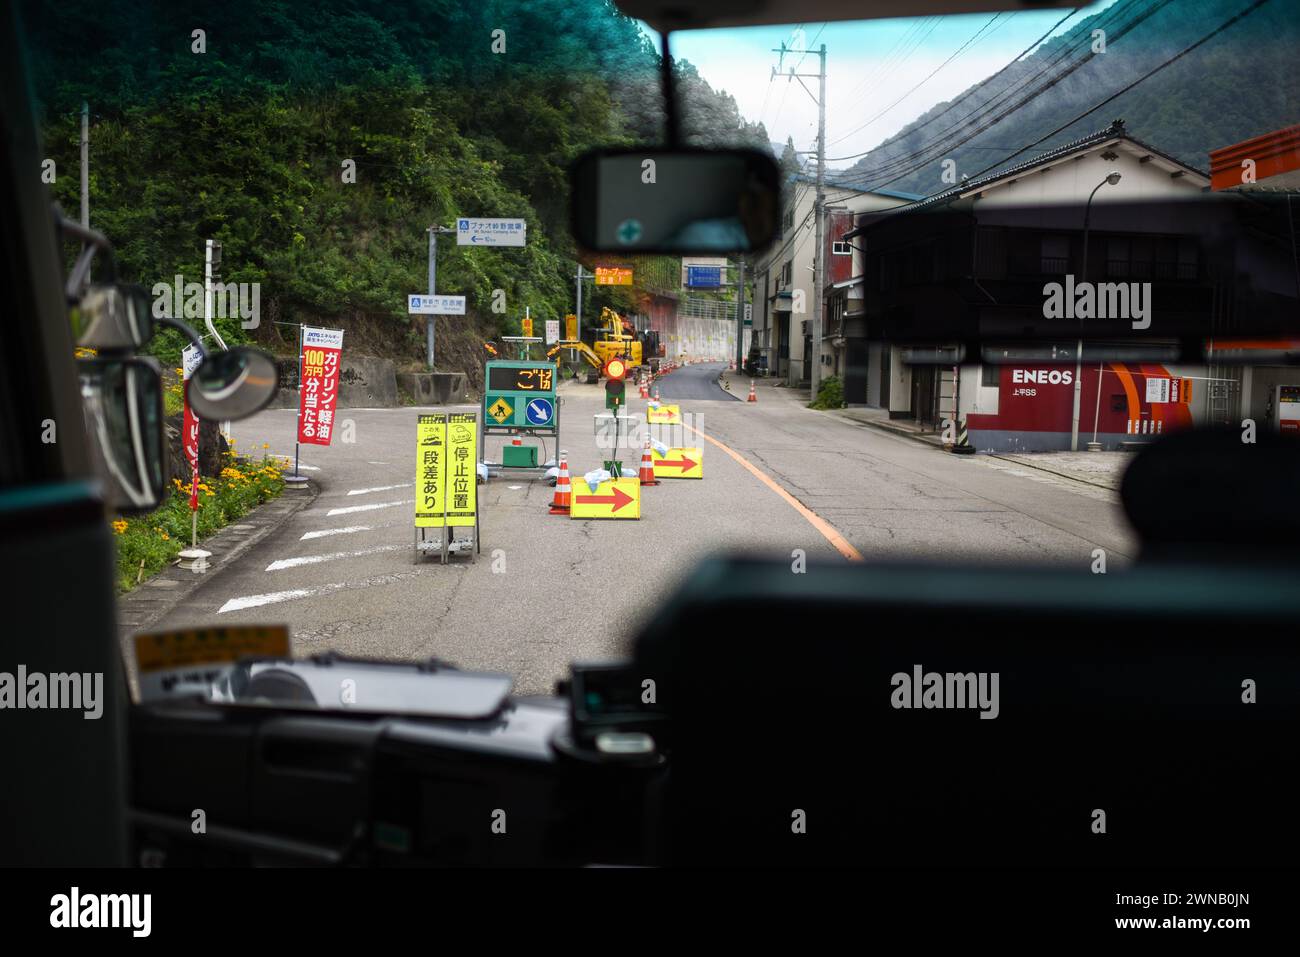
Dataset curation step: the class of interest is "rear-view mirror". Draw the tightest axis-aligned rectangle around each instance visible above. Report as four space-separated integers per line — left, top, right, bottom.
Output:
74 282 155 350
78 357 166 514
570 148 780 254
186 346 280 421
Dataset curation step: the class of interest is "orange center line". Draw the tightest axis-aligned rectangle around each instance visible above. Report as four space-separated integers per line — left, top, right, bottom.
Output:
681 421 864 562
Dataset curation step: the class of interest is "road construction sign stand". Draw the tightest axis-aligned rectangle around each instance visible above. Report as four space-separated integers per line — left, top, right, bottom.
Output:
569 475 641 519
481 358 560 477
652 446 704 479
415 411 480 564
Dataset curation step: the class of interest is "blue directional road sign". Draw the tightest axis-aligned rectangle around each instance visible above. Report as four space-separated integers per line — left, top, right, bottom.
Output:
524 397 555 426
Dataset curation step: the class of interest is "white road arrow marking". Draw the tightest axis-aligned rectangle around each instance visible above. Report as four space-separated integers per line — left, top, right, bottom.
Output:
326 499 413 516
346 483 412 496
266 544 403 571
300 525 372 540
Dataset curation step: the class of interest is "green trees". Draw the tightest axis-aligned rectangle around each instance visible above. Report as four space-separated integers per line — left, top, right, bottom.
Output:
25 0 771 366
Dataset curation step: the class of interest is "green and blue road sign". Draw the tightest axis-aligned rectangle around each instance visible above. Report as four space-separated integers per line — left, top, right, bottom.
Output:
483 359 559 434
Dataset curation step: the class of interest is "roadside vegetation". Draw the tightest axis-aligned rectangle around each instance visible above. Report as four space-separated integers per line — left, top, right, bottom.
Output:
110 449 286 593
809 375 845 410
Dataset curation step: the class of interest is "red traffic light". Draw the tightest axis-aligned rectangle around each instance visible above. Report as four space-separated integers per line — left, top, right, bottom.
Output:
604 357 627 381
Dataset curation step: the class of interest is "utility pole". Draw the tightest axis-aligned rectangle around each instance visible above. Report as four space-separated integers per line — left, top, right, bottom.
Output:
773 41 827 396
811 43 827 401
575 264 594 331
735 257 746 371
80 102 89 229
425 226 453 370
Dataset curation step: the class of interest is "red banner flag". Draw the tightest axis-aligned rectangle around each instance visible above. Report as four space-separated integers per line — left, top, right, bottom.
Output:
181 344 202 476
297 327 344 446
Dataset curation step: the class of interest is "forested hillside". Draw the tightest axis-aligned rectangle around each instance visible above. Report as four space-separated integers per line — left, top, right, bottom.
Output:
21 0 769 366
839 0 1300 196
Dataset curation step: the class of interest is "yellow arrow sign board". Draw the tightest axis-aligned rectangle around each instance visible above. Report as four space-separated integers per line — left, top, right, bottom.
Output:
569 476 641 519
415 413 447 528
652 446 703 479
646 404 681 425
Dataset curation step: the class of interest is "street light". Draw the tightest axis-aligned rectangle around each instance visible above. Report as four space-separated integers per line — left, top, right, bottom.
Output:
1070 172 1122 452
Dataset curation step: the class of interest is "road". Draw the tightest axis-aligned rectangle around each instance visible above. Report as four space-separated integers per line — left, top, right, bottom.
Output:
142 362 1135 695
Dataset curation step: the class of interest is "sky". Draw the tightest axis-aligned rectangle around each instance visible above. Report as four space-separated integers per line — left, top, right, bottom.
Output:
640 1 1121 172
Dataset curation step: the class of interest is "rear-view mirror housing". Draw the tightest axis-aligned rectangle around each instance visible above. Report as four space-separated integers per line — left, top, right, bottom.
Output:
77 356 167 514
570 147 781 255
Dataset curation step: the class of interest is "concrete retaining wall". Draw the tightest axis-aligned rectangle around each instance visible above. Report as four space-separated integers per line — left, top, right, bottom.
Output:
396 372 469 405
275 353 400 409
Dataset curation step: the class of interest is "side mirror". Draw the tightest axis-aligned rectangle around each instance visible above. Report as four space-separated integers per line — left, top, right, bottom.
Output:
78 357 167 514
186 346 280 421
73 282 155 350
570 148 781 254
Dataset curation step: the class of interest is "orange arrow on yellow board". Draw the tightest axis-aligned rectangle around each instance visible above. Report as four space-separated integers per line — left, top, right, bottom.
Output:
574 485 634 512
652 446 703 479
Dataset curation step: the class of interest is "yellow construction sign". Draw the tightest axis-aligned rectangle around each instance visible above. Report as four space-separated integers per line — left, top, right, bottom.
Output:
445 413 477 524
646 404 682 425
652 446 703 479
415 413 448 527
569 476 641 519
487 396 513 424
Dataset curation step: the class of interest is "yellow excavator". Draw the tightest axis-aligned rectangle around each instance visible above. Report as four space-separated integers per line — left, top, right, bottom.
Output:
547 307 642 374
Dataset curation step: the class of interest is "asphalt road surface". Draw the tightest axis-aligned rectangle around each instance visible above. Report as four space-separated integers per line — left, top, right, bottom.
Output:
142 362 1136 695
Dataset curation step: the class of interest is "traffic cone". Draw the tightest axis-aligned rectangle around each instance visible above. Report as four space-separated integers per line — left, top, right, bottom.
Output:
549 452 571 514
747 380 757 402
639 437 659 486
639 379 649 399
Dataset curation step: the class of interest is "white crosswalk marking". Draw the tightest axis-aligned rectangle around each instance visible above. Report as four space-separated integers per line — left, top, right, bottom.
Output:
346 483 412 496
300 525 371 540
266 544 403 571
326 499 413 516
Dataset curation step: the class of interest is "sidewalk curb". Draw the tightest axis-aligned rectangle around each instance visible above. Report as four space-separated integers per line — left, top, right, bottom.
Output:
117 480 321 648
827 409 947 448
984 453 1121 492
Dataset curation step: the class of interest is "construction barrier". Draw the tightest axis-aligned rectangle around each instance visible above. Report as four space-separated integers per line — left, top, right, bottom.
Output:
646 404 682 425
652 446 703 479
569 476 641 519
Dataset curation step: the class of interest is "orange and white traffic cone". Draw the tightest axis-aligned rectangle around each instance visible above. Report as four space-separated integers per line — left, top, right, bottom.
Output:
639 437 659 486
653 385 661 402
549 453 571 514
747 380 757 402
639 379 649 399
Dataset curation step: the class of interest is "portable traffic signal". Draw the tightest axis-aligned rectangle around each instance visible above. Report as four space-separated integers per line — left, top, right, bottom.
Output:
604 357 626 410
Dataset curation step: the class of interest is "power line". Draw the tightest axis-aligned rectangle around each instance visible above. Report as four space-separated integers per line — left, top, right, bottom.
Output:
830 0 1143 181
840 17 937 105
830 0 1168 192
827 13 1008 148
823 6 1081 162
955 0 1276 187
832 0 1271 213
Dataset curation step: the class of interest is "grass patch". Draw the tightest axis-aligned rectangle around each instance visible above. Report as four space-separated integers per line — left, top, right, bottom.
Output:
808 375 845 410
111 448 287 593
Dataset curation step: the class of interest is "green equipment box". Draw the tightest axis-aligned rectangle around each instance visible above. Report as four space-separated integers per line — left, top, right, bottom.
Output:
502 444 538 468
483 359 559 435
